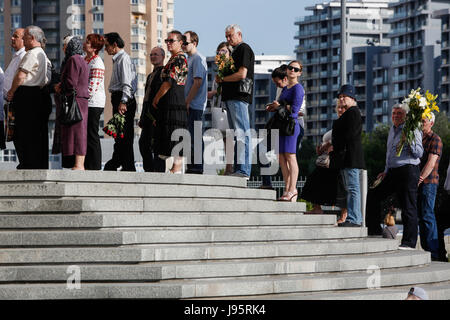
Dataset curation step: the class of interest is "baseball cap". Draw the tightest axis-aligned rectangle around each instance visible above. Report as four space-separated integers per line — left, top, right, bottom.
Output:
408 287 429 300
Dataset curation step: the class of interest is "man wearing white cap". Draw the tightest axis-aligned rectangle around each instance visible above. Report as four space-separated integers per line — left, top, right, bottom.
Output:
406 287 429 300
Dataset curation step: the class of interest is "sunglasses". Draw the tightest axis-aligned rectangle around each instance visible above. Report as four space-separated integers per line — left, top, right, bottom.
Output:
182 42 191 46
164 39 180 44
287 66 301 72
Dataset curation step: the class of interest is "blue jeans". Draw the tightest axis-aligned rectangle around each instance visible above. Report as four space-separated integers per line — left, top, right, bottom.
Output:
225 100 252 176
342 168 362 225
418 183 439 258
187 109 204 173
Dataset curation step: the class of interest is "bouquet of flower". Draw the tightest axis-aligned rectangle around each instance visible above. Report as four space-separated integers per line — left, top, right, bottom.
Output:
103 113 125 139
215 53 236 96
396 88 439 156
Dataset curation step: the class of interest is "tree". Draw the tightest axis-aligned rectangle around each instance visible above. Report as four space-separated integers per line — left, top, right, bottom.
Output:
362 124 390 183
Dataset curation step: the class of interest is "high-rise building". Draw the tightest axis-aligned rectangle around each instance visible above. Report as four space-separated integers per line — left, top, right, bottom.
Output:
388 0 449 107
349 45 394 131
434 7 450 114
295 0 394 143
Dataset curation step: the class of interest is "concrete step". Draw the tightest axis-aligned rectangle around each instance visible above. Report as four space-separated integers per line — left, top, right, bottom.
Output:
239 277 450 300
0 170 247 188
0 238 398 264
0 198 307 213
0 251 430 283
0 227 367 247
0 183 276 200
0 262 449 299
0 213 337 229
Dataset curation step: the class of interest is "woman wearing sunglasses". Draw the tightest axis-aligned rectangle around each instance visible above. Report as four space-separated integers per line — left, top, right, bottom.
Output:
152 30 188 173
266 61 305 201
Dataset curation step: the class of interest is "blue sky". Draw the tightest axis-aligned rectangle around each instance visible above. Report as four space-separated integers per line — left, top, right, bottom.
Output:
174 0 319 57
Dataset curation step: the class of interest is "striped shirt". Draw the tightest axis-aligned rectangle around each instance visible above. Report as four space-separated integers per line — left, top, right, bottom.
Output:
420 131 443 185
108 50 137 103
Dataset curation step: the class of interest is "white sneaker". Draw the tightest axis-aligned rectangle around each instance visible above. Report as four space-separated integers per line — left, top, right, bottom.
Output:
398 245 415 250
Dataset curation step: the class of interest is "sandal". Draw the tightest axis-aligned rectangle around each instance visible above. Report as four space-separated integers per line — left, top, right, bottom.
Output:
278 191 298 202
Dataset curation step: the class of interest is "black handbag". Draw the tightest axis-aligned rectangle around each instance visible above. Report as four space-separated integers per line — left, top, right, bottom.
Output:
60 89 83 125
239 78 253 95
265 101 296 136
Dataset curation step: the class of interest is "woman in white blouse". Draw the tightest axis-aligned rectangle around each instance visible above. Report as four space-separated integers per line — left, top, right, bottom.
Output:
83 34 106 170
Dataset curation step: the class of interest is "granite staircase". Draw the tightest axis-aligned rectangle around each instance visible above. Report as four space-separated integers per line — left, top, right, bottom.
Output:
0 170 448 300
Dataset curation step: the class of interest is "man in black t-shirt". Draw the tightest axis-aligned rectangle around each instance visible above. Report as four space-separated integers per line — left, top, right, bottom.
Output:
216 24 255 178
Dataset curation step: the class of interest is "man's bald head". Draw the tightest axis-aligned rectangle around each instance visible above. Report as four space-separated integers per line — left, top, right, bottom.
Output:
11 28 25 51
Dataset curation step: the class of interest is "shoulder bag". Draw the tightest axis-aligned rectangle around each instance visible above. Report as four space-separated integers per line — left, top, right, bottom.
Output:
265 101 295 136
238 78 253 95
60 89 83 125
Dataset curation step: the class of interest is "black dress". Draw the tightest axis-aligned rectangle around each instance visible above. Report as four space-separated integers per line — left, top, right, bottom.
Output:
156 52 188 157
301 166 346 208
301 130 347 208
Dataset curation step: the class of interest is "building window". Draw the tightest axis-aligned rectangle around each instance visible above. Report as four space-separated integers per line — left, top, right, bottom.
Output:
73 28 85 36
1 149 17 163
11 15 21 30
11 0 21 7
72 14 86 22
93 13 104 22
73 0 85 5
93 0 103 5
93 28 104 35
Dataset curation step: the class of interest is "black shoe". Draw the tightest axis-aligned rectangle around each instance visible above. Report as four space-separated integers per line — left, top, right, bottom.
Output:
338 221 361 227
185 169 203 174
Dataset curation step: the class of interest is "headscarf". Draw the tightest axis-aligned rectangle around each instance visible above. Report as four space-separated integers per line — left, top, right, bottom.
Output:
61 36 84 72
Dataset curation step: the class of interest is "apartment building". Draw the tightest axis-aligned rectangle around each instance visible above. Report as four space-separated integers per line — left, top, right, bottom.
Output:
388 0 449 109
349 45 394 131
295 0 394 143
434 7 450 114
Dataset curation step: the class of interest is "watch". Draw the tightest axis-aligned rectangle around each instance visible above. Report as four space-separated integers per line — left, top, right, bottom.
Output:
120 99 128 104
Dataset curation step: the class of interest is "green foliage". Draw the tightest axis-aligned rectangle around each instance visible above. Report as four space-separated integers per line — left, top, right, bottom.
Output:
362 123 390 182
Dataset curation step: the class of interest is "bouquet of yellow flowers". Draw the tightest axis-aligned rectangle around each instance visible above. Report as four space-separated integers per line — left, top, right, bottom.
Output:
215 53 236 96
396 88 439 156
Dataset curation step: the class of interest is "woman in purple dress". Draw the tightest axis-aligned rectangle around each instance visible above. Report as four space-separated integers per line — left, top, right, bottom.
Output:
55 36 89 170
266 61 304 201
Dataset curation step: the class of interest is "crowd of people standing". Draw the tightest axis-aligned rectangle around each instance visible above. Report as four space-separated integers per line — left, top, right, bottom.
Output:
0 24 449 261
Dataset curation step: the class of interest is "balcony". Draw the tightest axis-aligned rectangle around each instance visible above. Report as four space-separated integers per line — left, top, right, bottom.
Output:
373 77 383 85
354 79 366 86
320 56 328 63
374 108 383 115
34 6 58 14
319 114 328 120
392 58 407 66
373 92 383 100
308 114 318 121
320 71 328 78
392 90 407 98
355 94 366 101
131 35 146 44
319 85 328 92
319 99 328 106
392 74 406 82
353 65 366 72
131 3 146 15
36 21 58 29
